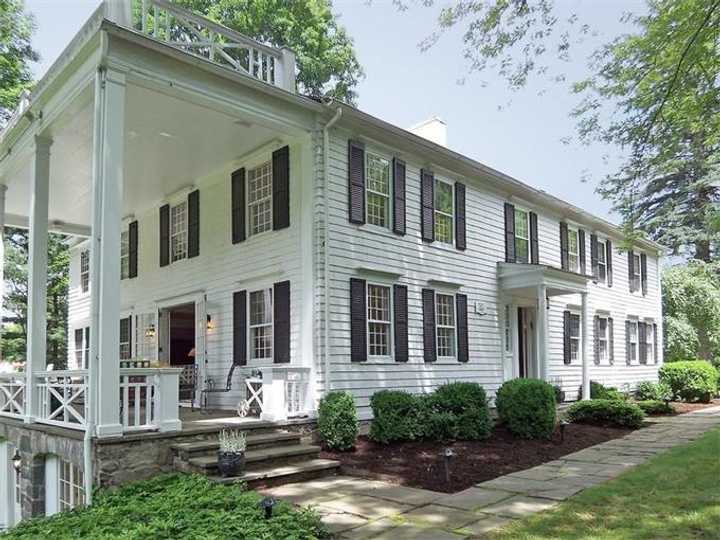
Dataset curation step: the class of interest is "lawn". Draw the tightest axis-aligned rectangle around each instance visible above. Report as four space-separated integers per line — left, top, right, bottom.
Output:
490 428 720 540
1 474 327 540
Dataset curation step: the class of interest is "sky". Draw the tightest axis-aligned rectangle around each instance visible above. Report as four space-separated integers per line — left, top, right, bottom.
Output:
24 0 646 222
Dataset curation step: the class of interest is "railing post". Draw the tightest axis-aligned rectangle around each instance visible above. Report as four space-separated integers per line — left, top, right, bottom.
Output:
259 368 287 422
279 48 296 92
155 370 182 432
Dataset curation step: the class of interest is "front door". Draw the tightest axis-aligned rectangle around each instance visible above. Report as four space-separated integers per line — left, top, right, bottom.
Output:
517 307 537 378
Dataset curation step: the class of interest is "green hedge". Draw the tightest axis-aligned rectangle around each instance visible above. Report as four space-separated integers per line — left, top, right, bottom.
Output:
318 391 358 451
369 390 424 443
635 381 672 402
635 400 674 415
567 399 645 429
587 380 627 401
496 378 556 439
429 382 493 440
1 474 326 539
659 361 718 403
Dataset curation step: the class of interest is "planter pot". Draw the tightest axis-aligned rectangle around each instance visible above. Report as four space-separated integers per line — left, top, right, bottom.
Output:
217 451 245 477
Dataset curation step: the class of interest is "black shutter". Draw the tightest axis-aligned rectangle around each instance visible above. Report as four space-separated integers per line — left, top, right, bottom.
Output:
578 229 586 274
231 168 246 244
392 158 406 235
350 278 367 362
606 240 613 287
187 189 200 258
641 253 648 295
422 289 436 363
272 145 290 230
456 294 469 363
348 140 365 224
273 280 291 363
504 203 515 263
393 285 408 362
625 320 632 365
127 316 133 357
608 317 614 364
563 310 571 364
560 222 569 270
628 250 635 292
455 182 467 250
653 323 658 364
590 234 598 282
420 169 435 242
530 212 539 264
128 220 138 279
593 315 600 365
159 204 170 267
638 322 647 365
233 291 247 366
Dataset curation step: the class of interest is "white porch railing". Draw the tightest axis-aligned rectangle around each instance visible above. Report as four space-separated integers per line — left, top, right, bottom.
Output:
238 367 311 422
0 372 26 419
132 0 296 91
36 370 89 429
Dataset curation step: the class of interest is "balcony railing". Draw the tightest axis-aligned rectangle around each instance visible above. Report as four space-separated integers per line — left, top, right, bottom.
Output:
0 372 25 419
237 366 311 421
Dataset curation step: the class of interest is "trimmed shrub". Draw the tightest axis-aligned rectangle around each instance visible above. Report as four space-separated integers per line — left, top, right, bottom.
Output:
636 400 674 416
635 381 672 402
369 390 423 443
659 360 719 403
317 391 358 451
430 382 493 440
495 378 557 439
589 380 627 401
567 399 645 429
424 411 459 441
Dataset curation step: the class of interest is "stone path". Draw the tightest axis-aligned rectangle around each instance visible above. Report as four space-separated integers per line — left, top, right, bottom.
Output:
260 406 720 539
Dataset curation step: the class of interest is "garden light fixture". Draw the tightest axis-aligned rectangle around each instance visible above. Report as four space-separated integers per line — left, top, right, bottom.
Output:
260 496 277 519
442 447 454 483
560 420 570 443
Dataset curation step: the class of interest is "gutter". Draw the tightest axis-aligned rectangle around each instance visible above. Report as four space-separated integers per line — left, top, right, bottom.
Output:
322 106 342 394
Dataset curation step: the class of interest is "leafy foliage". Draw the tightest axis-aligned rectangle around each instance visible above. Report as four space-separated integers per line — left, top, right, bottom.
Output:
635 380 672 402
317 391 358 451
175 0 364 103
2 473 327 539
659 360 719 403
369 390 424 444
635 400 674 416
566 399 645 429
495 378 556 439
0 0 38 125
426 382 493 441
579 380 627 402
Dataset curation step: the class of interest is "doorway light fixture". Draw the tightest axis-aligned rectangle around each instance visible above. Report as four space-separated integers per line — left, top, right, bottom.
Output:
145 324 156 338
206 314 214 331
12 450 21 472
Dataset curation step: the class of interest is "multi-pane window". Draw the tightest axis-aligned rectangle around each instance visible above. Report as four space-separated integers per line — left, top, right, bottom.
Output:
628 320 639 363
514 209 530 263
504 305 512 353
645 322 654 364
436 293 456 358
568 229 580 272
80 250 90 293
74 327 89 369
249 288 273 360
597 239 607 283
367 284 391 357
632 253 641 292
248 161 273 236
59 460 84 512
598 316 609 362
119 318 131 360
120 230 129 280
569 312 581 362
434 180 454 244
365 153 390 227
170 202 188 262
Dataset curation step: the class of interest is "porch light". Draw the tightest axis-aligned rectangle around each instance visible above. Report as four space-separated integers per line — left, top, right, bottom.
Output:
206 314 214 331
145 324 156 338
12 450 21 472
260 496 277 519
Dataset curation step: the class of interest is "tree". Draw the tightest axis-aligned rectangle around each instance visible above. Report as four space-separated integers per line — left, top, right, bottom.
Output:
175 0 364 104
0 0 38 124
418 0 720 261
3 228 70 368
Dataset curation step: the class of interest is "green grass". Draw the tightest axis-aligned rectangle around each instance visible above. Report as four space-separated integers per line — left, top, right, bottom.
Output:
1 473 327 540
491 428 720 540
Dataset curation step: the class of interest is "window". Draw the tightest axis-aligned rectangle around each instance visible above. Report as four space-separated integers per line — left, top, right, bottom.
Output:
120 230 129 280
365 153 390 227
632 253 641 292
645 321 654 364
74 327 89 369
119 318 131 360
628 320 639 363
598 316 609 362
436 293 456 358
597 239 607 283
58 460 84 512
80 250 90 293
367 284 392 357
567 228 580 272
247 161 273 236
514 209 530 263
504 305 512 353
569 312 581 362
170 201 188 262
434 179 454 244
249 288 273 360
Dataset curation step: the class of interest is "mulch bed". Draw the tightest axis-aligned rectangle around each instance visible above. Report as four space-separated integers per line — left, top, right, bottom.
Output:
320 423 631 493
672 399 720 415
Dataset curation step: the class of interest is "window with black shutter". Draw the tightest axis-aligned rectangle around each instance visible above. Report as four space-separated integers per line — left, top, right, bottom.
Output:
272 146 290 231
455 182 466 250
273 280 291 363
653 323 658 364
638 322 647 365
563 310 572 364
231 168 246 244
563 310 580 364
422 288 436 362
233 291 247 366
640 253 648 295
393 285 408 362
608 317 614 364
456 294 469 363
420 169 434 242
560 222 569 271
578 229 586 274
120 316 132 360
626 319 638 364
187 189 200 258
350 278 367 362
606 239 613 287
590 234 599 282
530 212 539 264
348 141 365 224
392 158 406 235
128 220 138 279
504 203 515 262
159 204 170 267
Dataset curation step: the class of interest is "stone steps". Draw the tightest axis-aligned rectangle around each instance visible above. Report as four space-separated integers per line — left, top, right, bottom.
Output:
213 459 340 489
170 431 302 458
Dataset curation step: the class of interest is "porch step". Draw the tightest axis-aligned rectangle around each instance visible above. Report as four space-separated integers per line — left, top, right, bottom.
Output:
213 459 341 489
170 431 301 458
186 444 321 473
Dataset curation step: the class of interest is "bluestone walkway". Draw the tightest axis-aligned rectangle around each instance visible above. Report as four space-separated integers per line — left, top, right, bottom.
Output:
260 406 720 539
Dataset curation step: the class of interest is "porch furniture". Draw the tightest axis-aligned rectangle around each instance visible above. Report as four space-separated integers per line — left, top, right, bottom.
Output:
179 365 198 409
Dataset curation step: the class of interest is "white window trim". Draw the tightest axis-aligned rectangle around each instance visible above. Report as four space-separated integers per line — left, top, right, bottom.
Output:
568 310 582 363
248 286 274 362
366 282 393 361
514 207 531 263
632 253 642 293
74 327 90 370
58 459 84 512
567 227 580 273
120 230 130 280
597 315 609 363
596 237 607 284
246 160 274 239
434 177 455 246
628 319 639 364
169 200 188 263
80 250 90 294
119 317 132 361
364 151 392 230
435 292 457 360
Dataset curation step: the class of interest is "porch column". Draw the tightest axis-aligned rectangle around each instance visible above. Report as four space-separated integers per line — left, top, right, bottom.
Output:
91 67 126 438
581 291 590 400
0 183 6 363
536 284 548 381
25 135 52 422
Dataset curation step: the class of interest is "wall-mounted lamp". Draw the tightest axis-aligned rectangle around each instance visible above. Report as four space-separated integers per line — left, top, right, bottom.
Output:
145 324 156 339
206 314 214 331
12 450 22 472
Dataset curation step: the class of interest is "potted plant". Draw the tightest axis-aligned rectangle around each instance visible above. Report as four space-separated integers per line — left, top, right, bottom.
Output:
217 429 247 477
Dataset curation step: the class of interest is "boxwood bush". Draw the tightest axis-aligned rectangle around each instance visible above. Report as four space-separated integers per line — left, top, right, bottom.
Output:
635 380 672 402
369 390 424 443
429 382 493 440
659 360 719 403
586 380 627 401
567 399 645 429
635 400 674 415
318 391 358 451
495 378 556 439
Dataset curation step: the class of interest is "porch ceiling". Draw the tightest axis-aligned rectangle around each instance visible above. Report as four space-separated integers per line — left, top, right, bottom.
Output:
497 262 589 297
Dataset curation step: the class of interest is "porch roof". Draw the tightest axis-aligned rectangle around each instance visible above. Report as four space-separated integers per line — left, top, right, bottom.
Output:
497 262 589 297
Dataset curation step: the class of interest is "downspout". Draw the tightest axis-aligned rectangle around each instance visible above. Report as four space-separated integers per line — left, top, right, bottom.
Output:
322 106 342 394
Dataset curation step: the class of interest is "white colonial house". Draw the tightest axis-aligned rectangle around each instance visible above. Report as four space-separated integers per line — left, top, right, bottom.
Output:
0 0 663 527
